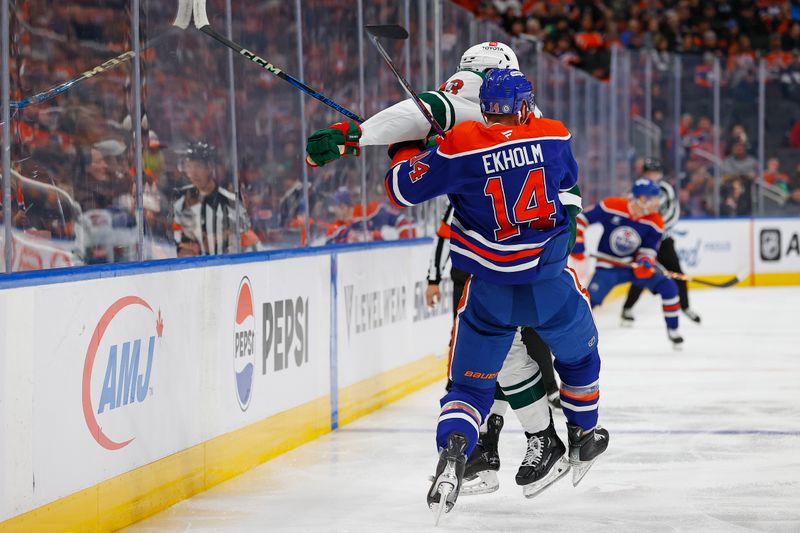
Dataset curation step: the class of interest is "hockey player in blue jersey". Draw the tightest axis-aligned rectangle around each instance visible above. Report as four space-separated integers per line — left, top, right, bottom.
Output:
571 179 684 348
384 69 609 521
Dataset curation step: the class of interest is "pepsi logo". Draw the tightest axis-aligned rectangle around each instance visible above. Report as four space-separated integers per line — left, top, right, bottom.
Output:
82 296 163 450
234 277 255 411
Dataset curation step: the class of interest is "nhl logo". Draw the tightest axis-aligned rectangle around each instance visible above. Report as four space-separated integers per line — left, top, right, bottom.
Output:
760 229 780 261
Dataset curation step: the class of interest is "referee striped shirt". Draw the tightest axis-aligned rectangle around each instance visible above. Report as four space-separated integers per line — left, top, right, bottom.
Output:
173 184 245 255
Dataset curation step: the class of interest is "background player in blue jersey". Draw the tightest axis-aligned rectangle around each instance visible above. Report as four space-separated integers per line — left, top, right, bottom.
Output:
571 179 684 349
384 68 609 521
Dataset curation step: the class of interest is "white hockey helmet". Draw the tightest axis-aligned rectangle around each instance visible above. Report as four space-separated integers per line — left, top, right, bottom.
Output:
459 41 519 72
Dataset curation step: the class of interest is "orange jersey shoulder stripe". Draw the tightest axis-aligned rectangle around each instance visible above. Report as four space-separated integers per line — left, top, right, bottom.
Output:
438 118 570 157
600 197 630 216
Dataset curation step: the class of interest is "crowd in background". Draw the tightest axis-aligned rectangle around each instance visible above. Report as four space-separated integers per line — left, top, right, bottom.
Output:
7 0 411 265
3 0 800 270
458 0 800 216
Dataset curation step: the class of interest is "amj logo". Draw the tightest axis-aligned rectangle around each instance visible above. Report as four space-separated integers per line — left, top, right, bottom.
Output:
234 277 255 411
81 296 163 450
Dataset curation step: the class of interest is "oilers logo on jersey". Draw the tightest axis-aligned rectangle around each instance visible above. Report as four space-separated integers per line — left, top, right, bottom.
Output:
609 226 642 256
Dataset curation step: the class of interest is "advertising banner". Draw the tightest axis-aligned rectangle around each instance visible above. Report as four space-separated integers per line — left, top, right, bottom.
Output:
670 219 751 276
22 255 331 514
753 219 800 274
214 257 331 435
336 246 452 389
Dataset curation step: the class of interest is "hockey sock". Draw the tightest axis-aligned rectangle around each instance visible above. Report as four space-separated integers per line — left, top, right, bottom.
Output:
437 383 495 456
499 371 550 433
553 348 601 431
655 277 681 330
662 295 680 330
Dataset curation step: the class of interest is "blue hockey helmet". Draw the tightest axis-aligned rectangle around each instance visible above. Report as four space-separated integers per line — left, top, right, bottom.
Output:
479 68 534 116
631 178 660 198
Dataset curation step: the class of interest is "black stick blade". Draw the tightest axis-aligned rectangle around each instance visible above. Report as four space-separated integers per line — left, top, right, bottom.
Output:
365 24 409 40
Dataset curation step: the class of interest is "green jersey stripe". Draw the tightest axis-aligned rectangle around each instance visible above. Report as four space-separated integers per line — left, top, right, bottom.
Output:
419 92 448 136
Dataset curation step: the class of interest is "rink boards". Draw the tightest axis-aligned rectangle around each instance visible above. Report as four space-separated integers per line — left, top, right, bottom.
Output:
0 240 452 532
577 216 800 287
1 216 799 532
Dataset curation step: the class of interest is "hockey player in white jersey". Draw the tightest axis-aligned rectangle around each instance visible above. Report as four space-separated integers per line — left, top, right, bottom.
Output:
306 42 572 499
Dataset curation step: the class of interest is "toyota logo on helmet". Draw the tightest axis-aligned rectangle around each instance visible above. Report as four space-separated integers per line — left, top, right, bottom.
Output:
459 41 520 72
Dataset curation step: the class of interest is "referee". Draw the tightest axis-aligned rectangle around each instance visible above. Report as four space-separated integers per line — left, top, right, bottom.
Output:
621 158 701 324
172 142 254 256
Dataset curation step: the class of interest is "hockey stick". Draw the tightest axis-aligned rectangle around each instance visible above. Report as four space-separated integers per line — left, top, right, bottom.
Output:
364 24 446 137
191 0 364 123
588 254 744 288
10 0 193 109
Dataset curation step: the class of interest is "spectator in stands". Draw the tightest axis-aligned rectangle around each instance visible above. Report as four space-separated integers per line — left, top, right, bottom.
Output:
764 157 790 190
680 166 714 217
721 142 759 179
726 124 750 153
719 176 753 217
784 22 800 52
73 146 124 211
790 119 800 149
787 164 800 214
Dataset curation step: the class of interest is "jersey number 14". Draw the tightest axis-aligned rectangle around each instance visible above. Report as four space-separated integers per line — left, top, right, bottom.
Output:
484 168 556 241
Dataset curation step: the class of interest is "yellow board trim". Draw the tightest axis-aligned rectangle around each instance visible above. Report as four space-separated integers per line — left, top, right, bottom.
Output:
0 355 448 533
0 396 330 533
749 272 800 286
338 354 447 427
594 272 800 302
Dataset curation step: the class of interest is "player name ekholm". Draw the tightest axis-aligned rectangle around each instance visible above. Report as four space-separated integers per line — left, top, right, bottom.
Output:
481 143 544 175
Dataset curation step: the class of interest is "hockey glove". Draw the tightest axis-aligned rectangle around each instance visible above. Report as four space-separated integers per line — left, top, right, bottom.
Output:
305 121 362 167
388 141 425 167
387 139 426 162
633 256 656 279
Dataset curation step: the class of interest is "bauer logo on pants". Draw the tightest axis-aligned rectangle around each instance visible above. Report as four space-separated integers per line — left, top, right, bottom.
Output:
234 277 256 411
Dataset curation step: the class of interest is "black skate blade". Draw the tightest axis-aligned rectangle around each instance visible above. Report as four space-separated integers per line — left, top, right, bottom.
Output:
522 457 570 498
365 24 409 40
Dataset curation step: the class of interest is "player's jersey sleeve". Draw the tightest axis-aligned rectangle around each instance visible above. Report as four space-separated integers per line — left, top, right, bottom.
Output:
636 215 665 259
574 202 605 252
557 139 581 211
384 123 481 208
360 71 485 146
384 146 454 208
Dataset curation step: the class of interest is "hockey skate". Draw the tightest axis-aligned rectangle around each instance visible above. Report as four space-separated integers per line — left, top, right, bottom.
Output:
427 432 468 525
667 328 684 351
620 308 635 327
567 424 609 487
682 308 701 324
461 414 503 496
516 421 571 499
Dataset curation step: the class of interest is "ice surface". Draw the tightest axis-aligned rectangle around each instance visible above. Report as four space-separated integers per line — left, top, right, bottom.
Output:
125 286 800 532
